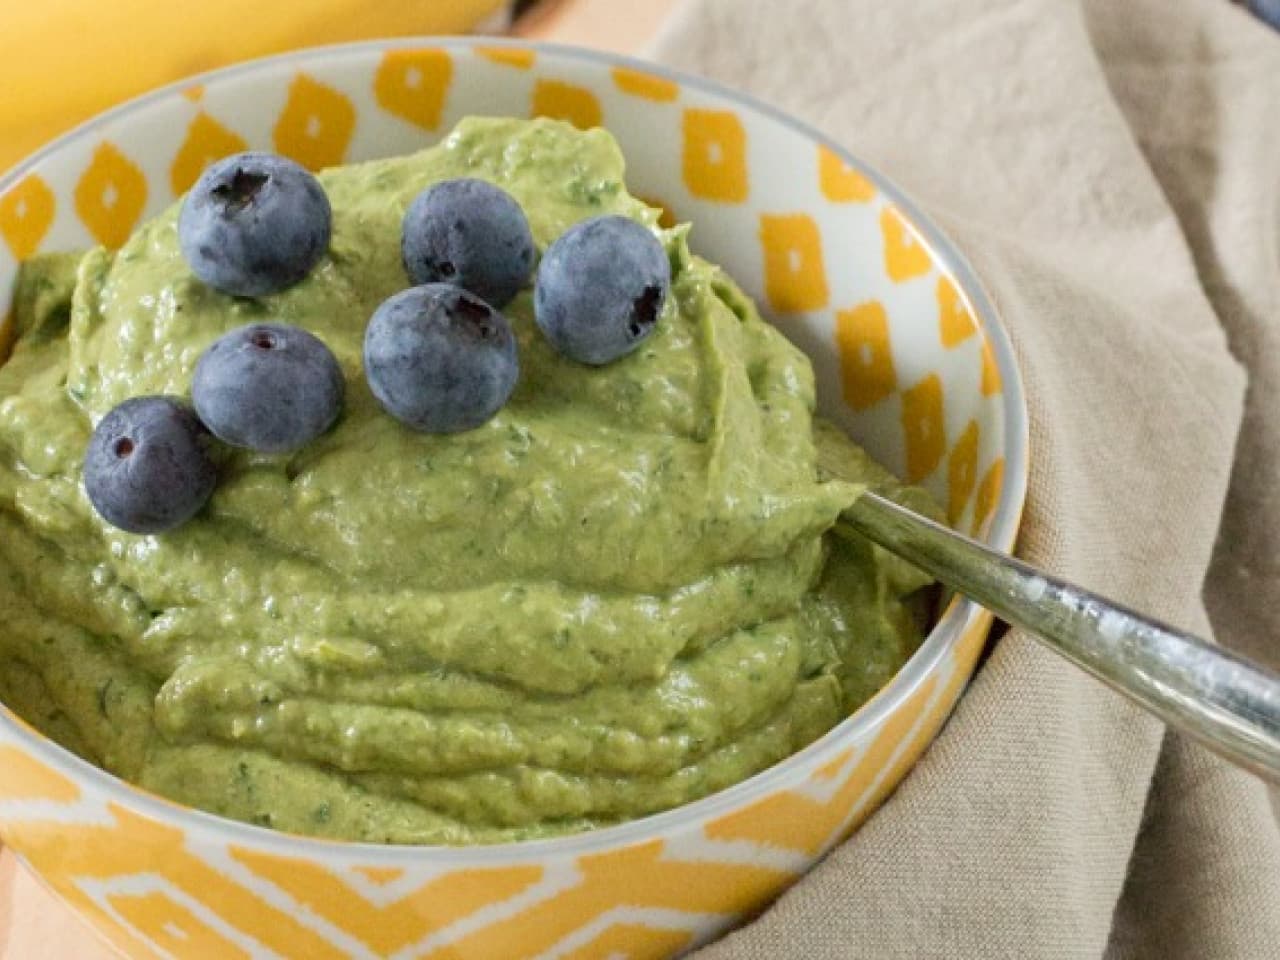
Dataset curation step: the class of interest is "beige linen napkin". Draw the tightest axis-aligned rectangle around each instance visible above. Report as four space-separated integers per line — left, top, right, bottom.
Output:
650 1 1280 957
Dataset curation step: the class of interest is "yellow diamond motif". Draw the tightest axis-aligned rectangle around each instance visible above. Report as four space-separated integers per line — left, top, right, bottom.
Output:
531 80 603 131
818 146 874 203
948 419 980 525
902 373 946 482
682 109 748 203
937 275 977 347
881 206 931 283
375 49 453 131
74 143 147 249
759 213 829 313
273 73 356 171
0 173 56 260
835 300 896 410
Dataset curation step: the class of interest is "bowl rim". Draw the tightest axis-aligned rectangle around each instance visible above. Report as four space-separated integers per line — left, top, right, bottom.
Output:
0 35 1029 864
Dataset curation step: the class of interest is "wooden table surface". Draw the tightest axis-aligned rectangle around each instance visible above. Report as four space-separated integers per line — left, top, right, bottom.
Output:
0 2 676 956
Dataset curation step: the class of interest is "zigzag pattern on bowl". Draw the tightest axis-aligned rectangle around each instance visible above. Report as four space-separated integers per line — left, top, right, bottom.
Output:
0 41 1021 960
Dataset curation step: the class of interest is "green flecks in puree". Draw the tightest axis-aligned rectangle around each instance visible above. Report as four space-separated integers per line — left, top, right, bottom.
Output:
0 118 937 844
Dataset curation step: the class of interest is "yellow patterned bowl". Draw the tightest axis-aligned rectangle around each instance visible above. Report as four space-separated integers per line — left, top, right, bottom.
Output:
0 39 1027 960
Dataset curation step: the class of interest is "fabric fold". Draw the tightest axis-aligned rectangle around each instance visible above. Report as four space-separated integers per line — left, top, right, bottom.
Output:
649 0 1280 956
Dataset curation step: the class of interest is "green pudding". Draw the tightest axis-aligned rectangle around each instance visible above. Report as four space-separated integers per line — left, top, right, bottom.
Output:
0 117 936 844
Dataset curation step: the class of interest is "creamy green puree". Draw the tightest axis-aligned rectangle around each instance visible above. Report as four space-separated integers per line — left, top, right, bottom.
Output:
0 118 938 845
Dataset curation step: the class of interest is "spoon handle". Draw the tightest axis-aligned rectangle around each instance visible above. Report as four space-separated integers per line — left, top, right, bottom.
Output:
837 491 1280 782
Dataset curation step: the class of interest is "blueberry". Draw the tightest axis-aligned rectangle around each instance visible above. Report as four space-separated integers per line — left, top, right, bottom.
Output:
192 322 344 454
84 396 216 534
534 215 670 365
179 152 331 298
364 284 518 434
401 178 535 308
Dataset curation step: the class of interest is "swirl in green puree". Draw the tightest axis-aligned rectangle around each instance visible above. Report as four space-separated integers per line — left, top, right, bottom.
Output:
0 118 940 845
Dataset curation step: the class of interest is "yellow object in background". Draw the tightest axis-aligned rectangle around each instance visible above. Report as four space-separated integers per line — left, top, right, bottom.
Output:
0 0 507 173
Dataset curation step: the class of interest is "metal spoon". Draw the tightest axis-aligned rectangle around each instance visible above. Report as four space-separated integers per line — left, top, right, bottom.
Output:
837 491 1280 782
